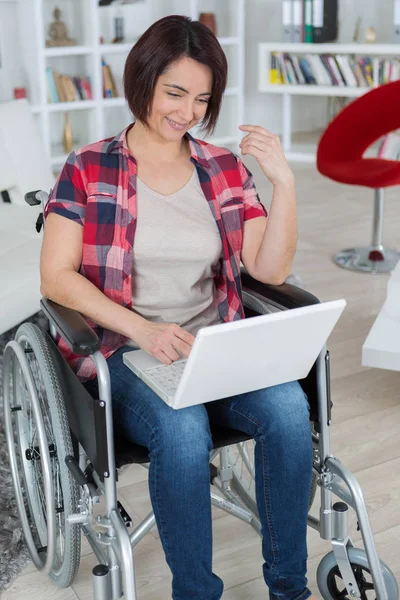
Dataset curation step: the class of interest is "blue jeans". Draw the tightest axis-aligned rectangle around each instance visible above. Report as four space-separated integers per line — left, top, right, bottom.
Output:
85 345 313 600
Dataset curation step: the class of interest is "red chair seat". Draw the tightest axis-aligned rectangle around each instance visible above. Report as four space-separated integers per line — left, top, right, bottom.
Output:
319 158 400 188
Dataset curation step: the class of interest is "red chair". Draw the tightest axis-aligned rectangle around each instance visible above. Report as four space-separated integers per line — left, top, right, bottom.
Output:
317 80 400 273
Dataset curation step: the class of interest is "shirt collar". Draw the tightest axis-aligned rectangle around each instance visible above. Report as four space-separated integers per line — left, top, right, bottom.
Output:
105 123 212 171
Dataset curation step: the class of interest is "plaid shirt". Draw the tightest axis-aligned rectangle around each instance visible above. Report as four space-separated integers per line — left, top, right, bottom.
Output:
44 125 267 380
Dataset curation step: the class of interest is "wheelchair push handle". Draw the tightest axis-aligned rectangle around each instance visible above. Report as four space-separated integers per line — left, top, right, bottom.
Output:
24 189 49 206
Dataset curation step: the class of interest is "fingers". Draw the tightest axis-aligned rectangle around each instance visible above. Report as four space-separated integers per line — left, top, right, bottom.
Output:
153 349 174 365
151 324 194 363
173 325 195 347
240 124 279 138
239 126 280 149
240 139 269 154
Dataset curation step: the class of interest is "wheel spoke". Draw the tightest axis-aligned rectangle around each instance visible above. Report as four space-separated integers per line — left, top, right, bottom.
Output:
362 582 375 591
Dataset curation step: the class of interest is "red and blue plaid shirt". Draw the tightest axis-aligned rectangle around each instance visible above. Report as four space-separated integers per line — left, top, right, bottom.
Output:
44 125 267 380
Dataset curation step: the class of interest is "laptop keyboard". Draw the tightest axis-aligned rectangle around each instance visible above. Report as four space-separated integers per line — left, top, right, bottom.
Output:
145 359 187 396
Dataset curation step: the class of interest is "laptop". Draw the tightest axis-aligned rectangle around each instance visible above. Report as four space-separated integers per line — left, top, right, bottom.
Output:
123 299 346 409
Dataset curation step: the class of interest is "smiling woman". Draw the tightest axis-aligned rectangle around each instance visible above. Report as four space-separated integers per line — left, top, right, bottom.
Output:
40 14 308 600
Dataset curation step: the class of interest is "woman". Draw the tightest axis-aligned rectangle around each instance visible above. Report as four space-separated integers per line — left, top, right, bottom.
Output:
41 15 315 600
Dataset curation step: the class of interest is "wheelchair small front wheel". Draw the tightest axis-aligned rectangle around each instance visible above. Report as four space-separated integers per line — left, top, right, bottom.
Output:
3 323 81 587
317 547 399 600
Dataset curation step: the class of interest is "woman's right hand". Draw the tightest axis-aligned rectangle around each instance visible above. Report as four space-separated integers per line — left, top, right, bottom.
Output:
131 321 195 365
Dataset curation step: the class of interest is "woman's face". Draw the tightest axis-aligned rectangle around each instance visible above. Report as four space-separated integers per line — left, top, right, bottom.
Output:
147 57 212 141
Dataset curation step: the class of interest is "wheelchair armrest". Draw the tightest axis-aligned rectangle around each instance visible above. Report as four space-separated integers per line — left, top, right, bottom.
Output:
40 297 101 356
240 268 320 309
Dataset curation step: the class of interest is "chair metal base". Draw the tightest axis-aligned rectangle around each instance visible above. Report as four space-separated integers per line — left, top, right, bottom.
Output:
334 246 400 273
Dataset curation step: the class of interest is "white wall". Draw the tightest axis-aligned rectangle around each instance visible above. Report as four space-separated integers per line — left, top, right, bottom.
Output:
0 0 26 103
0 0 396 133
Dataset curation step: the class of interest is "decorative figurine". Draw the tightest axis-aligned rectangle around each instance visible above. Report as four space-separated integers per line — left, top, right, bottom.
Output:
365 25 377 44
46 7 77 47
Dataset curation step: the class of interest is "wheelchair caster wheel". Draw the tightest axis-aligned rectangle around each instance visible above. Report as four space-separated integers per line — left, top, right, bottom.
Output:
317 547 399 600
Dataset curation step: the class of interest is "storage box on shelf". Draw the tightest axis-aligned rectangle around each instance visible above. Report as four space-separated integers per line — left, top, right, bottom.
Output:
18 0 246 172
258 42 400 162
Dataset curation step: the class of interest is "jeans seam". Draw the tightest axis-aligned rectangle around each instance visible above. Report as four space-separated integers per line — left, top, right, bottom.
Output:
115 400 175 565
212 403 279 570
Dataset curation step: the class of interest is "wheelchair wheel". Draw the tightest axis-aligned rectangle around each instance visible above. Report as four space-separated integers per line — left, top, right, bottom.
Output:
3 323 81 587
317 547 399 600
229 439 318 516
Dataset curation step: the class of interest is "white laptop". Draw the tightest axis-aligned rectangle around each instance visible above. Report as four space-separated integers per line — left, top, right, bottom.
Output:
123 299 346 409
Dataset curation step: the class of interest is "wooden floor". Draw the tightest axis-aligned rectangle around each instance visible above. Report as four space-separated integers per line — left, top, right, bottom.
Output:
3 157 400 599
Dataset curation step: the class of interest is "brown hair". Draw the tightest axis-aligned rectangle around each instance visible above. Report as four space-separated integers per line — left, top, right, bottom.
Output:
123 15 228 135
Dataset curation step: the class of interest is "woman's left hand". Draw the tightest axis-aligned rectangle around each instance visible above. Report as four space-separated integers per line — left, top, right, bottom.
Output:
239 124 294 187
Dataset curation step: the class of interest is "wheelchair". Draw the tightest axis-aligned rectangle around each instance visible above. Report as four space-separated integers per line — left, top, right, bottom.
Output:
2 191 398 600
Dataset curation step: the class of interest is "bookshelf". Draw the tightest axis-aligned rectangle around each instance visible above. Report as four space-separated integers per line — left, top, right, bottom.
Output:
258 42 400 162
17 0 245 171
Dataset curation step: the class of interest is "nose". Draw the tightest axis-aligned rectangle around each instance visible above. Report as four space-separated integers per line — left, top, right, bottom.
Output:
178 97 195 123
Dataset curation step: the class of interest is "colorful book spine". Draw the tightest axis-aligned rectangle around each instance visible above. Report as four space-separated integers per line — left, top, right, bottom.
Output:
102 59 114 98
46 67 59 103
304 0 313 42
270 52 279 84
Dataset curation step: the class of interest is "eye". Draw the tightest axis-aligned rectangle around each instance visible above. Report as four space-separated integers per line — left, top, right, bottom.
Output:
167 93 181 98
198 98 209 103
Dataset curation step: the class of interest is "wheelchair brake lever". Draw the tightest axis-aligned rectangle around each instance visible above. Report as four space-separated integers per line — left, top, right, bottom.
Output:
65 455 88 487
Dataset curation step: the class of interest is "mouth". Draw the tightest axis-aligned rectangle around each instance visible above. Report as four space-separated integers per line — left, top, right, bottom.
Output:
165 117 189 131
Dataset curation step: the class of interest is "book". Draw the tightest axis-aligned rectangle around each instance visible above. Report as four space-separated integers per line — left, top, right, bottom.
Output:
46 67 59 103
282 0 293 42
299 57 317 84
378 130 400 160
349 58 367 87
394 0 400 43
102 59 114 98
106 64 119 97
336 55 358 87
73 77 85 100
291 54 306 84
313 0 338 43
277 52 289 84
53 72 65 102
292 0 303 43
326 55 344 86
284 54 297 83
84 76 93 100
304 0 313 43
320 54 338 85
307 53 330 85
359 57 374 87
270 52 280 84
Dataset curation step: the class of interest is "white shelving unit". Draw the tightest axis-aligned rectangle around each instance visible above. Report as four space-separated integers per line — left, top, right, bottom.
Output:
258 42 400 162
17 0 245 170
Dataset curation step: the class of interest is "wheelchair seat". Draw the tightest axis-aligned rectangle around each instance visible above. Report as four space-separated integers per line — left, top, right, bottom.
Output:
46 324 251 473
114 426 251 469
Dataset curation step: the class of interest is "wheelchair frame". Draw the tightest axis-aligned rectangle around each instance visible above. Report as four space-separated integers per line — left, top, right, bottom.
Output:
3 191 397 600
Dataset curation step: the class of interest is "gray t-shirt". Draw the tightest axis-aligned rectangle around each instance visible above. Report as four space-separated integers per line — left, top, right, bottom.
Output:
127 168 223 345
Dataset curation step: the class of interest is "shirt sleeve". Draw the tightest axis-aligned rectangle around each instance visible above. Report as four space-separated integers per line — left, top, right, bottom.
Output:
44 151 87 226
235 155 268 221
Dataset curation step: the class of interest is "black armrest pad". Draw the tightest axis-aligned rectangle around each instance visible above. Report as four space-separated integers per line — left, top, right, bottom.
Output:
240 268 320 308
40 298 101 356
